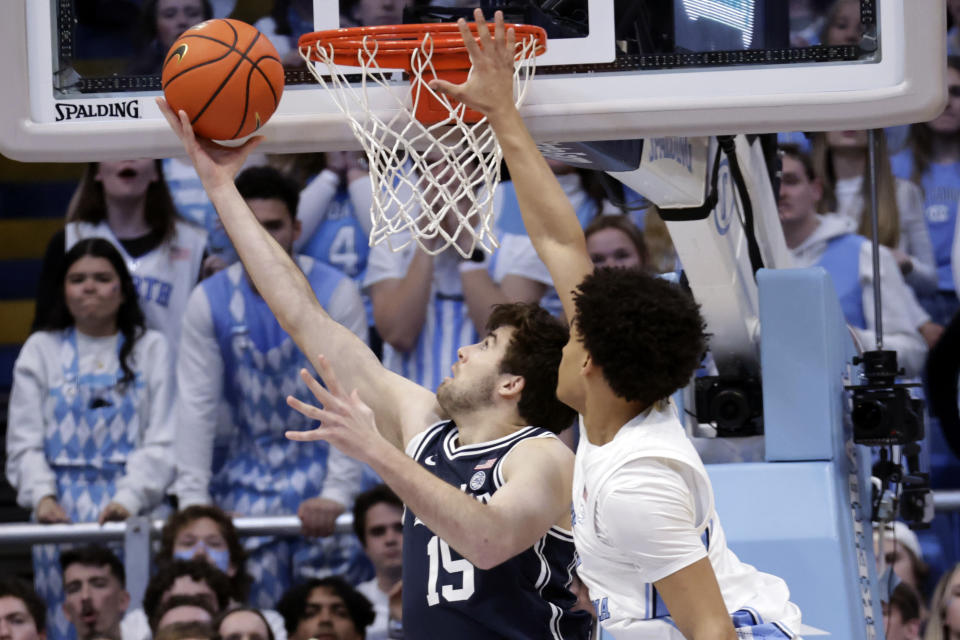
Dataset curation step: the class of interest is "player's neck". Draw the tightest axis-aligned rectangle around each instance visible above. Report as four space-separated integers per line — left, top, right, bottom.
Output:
450 406 525 446
582 386 648 446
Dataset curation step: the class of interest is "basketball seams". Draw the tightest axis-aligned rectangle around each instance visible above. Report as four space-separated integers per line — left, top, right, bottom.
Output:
190 32 262 129
162 19 283 140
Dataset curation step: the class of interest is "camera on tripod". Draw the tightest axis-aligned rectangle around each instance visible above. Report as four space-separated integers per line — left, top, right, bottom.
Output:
848 350 923 446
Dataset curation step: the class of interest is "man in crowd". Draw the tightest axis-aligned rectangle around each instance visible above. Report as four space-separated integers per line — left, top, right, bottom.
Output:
60 547 129 640
0 577 46 640
277 578 373 640
352 485 403 640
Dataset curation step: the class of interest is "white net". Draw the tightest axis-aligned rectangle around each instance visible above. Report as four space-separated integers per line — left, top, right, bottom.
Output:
300 30 542 258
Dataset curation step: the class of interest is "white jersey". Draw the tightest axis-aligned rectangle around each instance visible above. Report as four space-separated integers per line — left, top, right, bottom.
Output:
66 220 207 356
572 402 801 638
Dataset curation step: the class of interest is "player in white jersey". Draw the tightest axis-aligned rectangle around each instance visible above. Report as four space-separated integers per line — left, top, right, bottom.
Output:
430 12 802 639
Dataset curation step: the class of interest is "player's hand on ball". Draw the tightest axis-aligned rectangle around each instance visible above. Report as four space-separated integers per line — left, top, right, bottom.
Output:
298 497 345 537
285 355 383 462
155 97 264 190
97 502 131 525
429 10 517 121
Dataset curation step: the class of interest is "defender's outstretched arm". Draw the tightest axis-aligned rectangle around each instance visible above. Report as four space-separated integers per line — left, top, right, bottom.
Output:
429 13 593 323
156 98 440 447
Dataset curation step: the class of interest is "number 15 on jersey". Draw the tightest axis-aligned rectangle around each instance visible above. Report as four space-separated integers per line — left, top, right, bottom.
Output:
425 535 475 606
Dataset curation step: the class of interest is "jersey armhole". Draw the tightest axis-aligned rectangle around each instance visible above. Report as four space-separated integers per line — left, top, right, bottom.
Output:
405 420 449 460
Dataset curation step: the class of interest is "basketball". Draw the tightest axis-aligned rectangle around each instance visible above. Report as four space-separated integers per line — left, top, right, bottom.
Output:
161 19 284 141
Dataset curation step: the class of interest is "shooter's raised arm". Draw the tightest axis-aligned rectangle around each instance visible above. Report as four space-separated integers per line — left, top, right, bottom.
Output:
430 11 594 322
156 99 439 446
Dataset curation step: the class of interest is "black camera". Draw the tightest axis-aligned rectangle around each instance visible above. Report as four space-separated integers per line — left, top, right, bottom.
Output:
694 376 763 437
848 351 923 446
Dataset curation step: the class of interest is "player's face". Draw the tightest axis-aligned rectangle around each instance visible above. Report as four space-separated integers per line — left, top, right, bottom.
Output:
248 198 301 256
62 564 129 639
825 129 868 150
777 155 820 224
95 160 158 201
172 517 236 577
0 597 43 640
362 502 403 575
943 568 960 635
438 326 514 415
556 321 587 409
824 0 862 46
64 256 124 334
156 0 207 50
929 68 960 135
354 0 410 27
586 228 643 269
290 587 361 640
218 610 270 640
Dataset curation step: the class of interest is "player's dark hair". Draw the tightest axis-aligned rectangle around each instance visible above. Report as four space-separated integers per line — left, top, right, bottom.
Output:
150 594 217 634
213 607 275 640
277 577 374 636
573 268 707 405
159 505 251 603
38 238 146 388
68 161 179 243
235 166 301 221
60 545 126 587
0 577 45 633
352 483 403 544
487 303 577 434
584 215 649 268
143 559 232 624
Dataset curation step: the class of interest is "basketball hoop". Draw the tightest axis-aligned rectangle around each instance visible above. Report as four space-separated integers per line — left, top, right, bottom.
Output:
299 22 546 258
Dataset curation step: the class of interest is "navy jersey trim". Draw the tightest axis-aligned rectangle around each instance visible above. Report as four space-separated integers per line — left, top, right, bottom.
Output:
410 420 450 462
442 425 540 459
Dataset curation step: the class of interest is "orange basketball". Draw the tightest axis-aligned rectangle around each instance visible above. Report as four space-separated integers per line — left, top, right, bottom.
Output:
162 19 284 141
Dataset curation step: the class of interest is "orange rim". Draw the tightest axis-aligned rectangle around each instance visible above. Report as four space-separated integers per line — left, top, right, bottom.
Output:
299 22 546 70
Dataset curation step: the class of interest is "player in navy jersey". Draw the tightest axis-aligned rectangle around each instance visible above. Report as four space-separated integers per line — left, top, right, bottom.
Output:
156 98 592 640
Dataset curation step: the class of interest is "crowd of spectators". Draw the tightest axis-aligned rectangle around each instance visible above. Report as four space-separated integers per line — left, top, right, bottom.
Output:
3 1 960 640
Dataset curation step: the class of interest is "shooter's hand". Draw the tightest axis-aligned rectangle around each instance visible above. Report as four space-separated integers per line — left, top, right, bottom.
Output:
428 10 518 121
285 355 387 464
155 97 263 190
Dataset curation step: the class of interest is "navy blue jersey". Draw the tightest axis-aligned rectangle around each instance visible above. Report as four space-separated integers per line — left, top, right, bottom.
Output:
402 421 592 640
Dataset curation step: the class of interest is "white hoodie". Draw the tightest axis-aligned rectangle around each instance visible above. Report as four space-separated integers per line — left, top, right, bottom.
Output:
790 213 928 376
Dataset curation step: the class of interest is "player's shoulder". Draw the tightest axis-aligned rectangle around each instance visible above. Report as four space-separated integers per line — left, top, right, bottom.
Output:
502 430 574 478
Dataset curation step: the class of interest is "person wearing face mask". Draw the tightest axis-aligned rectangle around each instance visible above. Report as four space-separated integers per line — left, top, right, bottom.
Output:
6 240 175 640
33 160 207 360
156 506 288 640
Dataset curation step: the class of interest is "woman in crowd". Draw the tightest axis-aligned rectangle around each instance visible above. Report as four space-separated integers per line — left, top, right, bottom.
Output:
34 159 207 357
891 57 960 325
6 238 176 640
925 562 960 640
584 214 650 270
128 0 213 75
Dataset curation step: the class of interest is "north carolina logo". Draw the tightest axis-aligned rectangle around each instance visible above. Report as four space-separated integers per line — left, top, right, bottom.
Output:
166 44 189 65
469 471 486 491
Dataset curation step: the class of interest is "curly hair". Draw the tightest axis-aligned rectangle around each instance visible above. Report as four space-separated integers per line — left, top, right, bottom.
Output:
276 577 374 637
573 268 707 405
487 303 577 434
158 506 251 603
143 559 233 624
